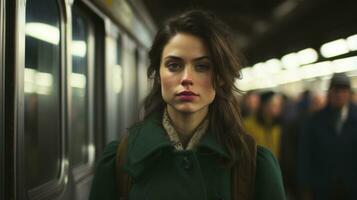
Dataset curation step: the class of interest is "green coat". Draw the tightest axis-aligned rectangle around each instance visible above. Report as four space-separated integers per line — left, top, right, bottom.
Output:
90 113 286 200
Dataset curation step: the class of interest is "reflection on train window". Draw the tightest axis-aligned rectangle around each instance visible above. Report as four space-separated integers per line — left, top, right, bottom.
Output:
24 0 61 189
71 11 89 167
114 36 123 135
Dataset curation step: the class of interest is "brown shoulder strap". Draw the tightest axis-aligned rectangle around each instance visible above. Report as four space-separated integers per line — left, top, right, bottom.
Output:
116 134 131 200
232 133 257 200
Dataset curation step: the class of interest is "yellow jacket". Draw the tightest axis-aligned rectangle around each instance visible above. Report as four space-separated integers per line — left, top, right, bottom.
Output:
243 116 281 159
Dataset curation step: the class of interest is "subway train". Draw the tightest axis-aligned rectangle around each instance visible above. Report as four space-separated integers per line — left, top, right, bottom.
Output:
1 0 155 199
2 0 357 200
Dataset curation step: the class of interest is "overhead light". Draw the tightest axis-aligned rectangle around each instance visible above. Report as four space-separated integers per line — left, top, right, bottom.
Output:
71 73 86 89
256 78 277 89
26 22 60 45
275 69 300 85
265 58 282 73
297 48 318 65
281 53 299 69
253 62 266 71
72 41 87 57
299 61 333 79
332 56 357 73
320 39 349 58
347 34 357 51
252 62 267 77
241 67 253 80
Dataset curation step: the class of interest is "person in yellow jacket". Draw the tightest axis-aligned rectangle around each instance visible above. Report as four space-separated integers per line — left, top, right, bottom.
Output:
244 91 283 159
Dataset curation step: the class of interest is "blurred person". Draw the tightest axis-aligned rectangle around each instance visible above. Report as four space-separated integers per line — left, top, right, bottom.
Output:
280 90 325 200
309 91 326 113
240 90 260 119
90 10 286 200
244 91 283 159
350 90 357 105
298 73 357 200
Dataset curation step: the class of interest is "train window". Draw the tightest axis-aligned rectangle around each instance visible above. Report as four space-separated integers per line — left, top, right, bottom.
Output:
105 31 123 142
24 0 61 189
114 35 123 137
122 37 139 126
71 10 90 167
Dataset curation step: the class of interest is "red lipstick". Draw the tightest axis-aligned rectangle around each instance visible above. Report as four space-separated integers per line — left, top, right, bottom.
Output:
176 91 197 101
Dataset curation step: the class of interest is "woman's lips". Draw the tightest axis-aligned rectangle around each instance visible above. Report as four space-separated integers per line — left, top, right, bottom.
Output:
176 91 197 101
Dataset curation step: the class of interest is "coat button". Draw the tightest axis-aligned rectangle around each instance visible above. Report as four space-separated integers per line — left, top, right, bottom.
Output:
182 156 192 170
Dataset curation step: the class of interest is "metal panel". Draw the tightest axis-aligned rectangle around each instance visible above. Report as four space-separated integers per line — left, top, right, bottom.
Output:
3 0 19 199
70 5 96 183
13 0 26 198
104 21 121 142
0 0 5 199
122 34 138 129
69 2 106 199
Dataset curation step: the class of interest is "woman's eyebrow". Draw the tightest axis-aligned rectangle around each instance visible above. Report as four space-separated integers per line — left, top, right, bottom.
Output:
163 55 182 61
163 55 211 61
193 56 211 61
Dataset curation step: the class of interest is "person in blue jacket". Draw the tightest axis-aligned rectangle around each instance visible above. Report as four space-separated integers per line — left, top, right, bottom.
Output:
298 73 357 200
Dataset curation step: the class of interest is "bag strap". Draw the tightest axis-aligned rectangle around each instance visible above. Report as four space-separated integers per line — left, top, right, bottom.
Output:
116 133 257 200
232 133 257 200
116 134 131 200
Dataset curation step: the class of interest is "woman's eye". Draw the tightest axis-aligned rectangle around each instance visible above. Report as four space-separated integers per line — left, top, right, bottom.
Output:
167 62 181 71
195 63 211 71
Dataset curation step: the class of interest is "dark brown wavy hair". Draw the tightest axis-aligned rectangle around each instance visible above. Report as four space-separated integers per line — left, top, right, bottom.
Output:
143 10 250 165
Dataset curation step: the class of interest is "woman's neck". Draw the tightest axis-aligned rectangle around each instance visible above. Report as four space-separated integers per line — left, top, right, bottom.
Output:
167 105 208 146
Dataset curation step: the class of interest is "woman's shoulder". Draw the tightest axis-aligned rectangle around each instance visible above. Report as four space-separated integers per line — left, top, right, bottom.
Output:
89 140 120 200
101 140 120 157
255 145 286 200
256 145 280 169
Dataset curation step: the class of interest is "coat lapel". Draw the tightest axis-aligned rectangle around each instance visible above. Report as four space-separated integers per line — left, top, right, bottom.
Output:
123 112 233 178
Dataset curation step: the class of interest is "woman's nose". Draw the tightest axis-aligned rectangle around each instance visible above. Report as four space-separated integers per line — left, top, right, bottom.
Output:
181 66 194 86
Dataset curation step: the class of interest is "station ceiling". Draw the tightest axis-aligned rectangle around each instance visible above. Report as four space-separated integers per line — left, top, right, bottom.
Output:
141 0 357 65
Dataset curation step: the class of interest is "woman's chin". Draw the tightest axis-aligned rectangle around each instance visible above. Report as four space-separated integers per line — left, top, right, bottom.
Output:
171 104 207 115
174 107 196 114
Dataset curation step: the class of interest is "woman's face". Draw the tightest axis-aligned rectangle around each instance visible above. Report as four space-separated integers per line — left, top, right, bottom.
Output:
159 33 216 115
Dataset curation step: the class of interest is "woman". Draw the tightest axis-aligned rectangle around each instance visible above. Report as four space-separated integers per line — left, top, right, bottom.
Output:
90 10 285 200
244 91 283 159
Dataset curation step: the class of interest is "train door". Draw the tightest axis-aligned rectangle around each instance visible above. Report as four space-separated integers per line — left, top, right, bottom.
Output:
5 0 105 199
105 21 125 142
14 0 69 199
70 1 105 200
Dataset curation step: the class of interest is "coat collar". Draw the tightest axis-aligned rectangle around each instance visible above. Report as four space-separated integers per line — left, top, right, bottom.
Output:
198 129 230 159
125 112 230 166
126 112 172 165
